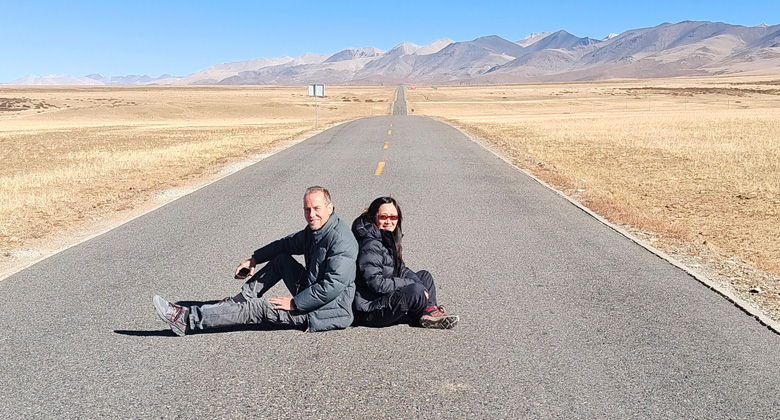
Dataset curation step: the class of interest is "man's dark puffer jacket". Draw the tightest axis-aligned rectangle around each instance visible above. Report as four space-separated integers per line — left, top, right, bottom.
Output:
351 214 421 312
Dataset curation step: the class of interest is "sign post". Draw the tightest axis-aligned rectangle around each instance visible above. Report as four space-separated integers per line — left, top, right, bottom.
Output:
308 84 325 128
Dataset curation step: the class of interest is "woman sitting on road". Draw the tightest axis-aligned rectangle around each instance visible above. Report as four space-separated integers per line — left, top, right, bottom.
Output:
352 197 458 329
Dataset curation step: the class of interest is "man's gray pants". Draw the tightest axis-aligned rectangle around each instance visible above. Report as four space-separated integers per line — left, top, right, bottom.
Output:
188 254 308 331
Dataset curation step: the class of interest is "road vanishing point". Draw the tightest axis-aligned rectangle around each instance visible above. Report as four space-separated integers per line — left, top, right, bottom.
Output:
2 87 779 418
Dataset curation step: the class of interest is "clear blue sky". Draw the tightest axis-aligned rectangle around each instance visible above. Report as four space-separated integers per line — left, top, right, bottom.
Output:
1 0 777 82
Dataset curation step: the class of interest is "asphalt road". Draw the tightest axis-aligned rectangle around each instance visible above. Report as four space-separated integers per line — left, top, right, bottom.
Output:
2 88 780 419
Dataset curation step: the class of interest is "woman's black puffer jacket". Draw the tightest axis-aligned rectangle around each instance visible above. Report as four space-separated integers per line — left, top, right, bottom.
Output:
351 214 420 312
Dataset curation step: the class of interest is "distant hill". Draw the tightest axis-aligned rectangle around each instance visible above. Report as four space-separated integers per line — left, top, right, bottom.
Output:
7 73 175 86
7 74 103 85
5 21 779 86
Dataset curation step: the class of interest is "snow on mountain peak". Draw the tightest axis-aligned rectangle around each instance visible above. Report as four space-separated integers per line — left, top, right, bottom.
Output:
517 32 552 47
389 42 421 56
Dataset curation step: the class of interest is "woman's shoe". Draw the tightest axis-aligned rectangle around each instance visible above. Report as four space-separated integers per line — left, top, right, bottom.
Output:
420 305 459 329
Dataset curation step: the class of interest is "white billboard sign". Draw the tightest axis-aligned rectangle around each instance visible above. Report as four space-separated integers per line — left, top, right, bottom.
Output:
308 84 325 97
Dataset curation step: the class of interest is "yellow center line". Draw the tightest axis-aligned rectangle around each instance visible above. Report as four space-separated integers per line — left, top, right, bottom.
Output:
388 129 392 135
374 161 385 176
383 142 389 149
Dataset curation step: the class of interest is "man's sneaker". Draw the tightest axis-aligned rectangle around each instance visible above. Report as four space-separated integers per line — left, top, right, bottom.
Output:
420 305 459 329
153 295 188 336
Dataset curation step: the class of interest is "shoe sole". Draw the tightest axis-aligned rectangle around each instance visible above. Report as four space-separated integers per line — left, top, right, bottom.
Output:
420 314 459 329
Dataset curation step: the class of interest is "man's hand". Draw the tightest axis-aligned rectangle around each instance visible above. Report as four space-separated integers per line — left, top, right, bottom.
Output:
269 297 294 311
234 258 256 279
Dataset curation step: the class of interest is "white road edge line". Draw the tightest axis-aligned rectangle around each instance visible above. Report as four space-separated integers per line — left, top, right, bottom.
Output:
444 118 780 336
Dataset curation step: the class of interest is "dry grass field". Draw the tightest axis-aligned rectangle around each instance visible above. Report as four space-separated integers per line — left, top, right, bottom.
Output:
0 85 396 276
406 76 780 322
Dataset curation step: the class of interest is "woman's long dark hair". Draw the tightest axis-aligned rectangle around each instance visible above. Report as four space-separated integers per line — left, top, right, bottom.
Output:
366 196 403 265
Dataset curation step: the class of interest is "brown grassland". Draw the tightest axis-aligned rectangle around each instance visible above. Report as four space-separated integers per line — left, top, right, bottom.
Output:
0 85 395 276
406 75 780 323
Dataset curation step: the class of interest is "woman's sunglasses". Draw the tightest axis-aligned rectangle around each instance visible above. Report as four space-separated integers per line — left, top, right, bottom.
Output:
377 214 399 221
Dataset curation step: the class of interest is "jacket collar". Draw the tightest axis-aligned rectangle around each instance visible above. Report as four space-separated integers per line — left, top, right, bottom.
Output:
352 214 395 246
352 214 380 240
310 211 338 240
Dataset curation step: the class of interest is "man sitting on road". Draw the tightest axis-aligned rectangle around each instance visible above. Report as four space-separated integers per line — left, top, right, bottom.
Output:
153 186 359 336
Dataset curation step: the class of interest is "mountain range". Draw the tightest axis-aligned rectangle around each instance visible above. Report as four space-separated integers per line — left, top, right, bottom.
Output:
6 21 780 86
